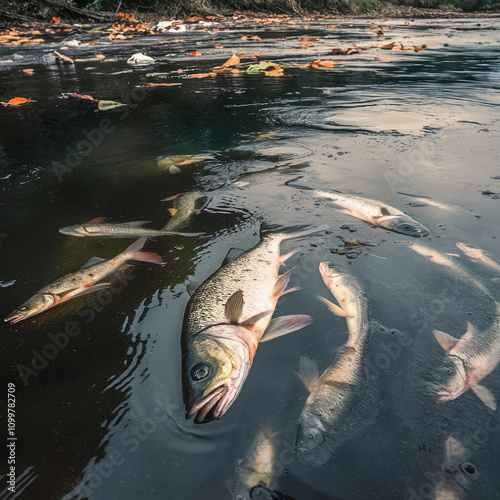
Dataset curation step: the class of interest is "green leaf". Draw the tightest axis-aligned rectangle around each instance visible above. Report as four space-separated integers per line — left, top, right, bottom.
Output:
246 61 280 74
97 100 127 111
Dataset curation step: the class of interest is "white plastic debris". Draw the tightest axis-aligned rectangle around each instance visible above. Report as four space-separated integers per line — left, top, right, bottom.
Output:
127 53 155 66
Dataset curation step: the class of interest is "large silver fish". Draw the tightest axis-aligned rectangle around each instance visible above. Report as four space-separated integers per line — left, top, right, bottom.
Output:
59 217 202 238
296 261 370 465
5 238 164 324
315 189 429 237
181 228 323 423
456 242 500 278
433 302 500 411
161 191 210 232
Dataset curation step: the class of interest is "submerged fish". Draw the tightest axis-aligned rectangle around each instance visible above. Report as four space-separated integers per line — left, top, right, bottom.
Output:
157 154 212 174
456 242 500 276
161 191 210 231
296 261 370 465
182 228 323 423
5 238 164 324
59 217 202 238
231 426 277 499
315 189 429 237
433 302 500 410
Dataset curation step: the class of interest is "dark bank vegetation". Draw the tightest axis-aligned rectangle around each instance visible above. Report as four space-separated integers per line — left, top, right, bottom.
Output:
1 0 499 25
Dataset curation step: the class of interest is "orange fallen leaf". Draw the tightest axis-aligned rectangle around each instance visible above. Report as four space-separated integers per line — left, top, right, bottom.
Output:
214 44 223 49
52 17 61 24
241 35 261 41
265 68 283 77
22 68 34 74
276 37 286 41
251 52 260 58
376 30 384 36
188 72 217 78
300 38 317 42
109 33 115 40
95 54 106 59
310 60 340 68
148 83 177 86
381 42 395 50
414 46 423 52
3 97 37 106
300 45 308 49
103 58 116 62
189 51 202 56
213 68 242 74
221 54 240 66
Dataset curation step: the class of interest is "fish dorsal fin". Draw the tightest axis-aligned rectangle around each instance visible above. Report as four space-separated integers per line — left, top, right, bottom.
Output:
461 322 476 342
81 257 106 269
225 290 244 323
471 384 497 410
167 208 178 216
86 217 106 224
161 193 183 202
121 220 151 227
222 248 246 266
260 315 313 343
433 330 459 352
241 310 273 328
298 356 319 393
317 296 352 318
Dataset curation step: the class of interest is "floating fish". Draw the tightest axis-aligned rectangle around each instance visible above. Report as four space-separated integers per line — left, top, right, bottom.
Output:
315 189 429 237
181 227 324 423
296 261 370 465
5 238 164 324
59 217 202 239
161 191 210 231
157 154 212 174
433 302 500 410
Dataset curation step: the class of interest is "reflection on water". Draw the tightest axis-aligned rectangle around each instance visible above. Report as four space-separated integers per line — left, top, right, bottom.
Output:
1 17 500 500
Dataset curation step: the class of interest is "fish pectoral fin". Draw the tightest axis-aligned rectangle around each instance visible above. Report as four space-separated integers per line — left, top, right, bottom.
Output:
433 329 459 352
241 309 274 328
167 208 178 216
121 221 151 227
70 283 111 298
461 322 477 342
317 296 352 318
225 290 245 323
85 217 106 224
298 356 319 393
186 281 199 297
80 257 106 269
273 267 295 298
260 314 313 343
117 263 131 271
161 193 183 202
471 384 497 410
375 215 400 223
169 165 182 174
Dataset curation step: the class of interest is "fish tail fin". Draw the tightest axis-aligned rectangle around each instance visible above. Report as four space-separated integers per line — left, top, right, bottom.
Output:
128 252 165 266
122 238 165 265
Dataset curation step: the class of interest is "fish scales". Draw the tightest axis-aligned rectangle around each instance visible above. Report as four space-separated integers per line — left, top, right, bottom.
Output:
185 236 282 337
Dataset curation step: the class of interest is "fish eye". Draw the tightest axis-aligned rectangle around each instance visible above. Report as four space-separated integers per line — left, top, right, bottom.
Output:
19 306 28 311
191 364 211 381
403 224 413 231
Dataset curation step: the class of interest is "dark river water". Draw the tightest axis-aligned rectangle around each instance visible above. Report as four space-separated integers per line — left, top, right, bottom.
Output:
1 16 499 500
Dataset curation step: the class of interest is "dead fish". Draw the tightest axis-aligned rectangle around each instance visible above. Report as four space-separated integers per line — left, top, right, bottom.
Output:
161 191 210 231
433 302 500 410
59 217 203 238
182 227 325 423
456 242 500 277
315 189 429 237
5 238 164 324
157 154 212 174
398 191 481 218
296 261 370 464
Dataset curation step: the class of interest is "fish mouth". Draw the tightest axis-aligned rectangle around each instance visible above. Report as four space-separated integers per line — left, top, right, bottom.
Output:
5 313 25 324
186 386 228 423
